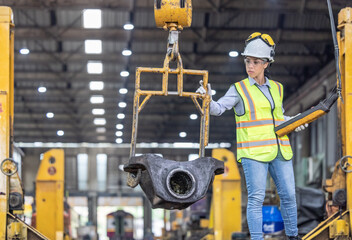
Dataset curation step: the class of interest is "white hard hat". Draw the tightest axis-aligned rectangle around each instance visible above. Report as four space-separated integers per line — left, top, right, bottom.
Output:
241 32 275 63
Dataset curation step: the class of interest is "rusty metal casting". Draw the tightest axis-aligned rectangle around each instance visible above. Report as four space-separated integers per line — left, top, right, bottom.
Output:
124 154 224 210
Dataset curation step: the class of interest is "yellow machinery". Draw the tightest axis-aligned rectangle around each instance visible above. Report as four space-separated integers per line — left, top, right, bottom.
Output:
0 6 48 240
202 149 242 240
34 149 69 240
303 7 352 240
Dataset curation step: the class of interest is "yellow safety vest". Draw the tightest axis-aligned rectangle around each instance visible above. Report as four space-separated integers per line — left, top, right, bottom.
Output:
234 78 293 162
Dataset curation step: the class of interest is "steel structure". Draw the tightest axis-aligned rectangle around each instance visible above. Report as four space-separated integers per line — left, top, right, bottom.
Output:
0 0 349 145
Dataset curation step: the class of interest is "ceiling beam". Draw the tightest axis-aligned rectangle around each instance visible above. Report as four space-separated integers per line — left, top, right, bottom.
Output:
15 52 321 66
14 71 299 86
4 0 347 13
14 27 332 43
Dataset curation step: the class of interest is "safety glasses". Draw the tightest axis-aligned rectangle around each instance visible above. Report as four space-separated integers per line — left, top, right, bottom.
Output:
244 58 267 67
245 32 275 48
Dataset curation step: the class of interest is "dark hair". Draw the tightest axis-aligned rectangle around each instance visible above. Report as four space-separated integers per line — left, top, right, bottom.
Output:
264 68 271 79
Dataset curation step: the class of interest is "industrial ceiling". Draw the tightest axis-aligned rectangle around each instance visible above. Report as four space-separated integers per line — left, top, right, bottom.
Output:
2 0 351 145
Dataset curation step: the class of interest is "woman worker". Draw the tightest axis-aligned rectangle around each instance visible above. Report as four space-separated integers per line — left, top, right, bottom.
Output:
197 32 307 240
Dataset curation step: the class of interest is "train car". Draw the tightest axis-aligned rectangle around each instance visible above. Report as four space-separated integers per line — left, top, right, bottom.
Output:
107 210 134 240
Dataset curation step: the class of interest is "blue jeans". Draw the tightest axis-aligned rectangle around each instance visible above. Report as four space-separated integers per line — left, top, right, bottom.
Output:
241 153 298 240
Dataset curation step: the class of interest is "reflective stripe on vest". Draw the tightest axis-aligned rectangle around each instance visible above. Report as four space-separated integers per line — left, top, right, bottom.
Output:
239 81 256 120
236 119 285 128
234 78 293 162
272 81 282 98
237 139 277 149
237 139 290 149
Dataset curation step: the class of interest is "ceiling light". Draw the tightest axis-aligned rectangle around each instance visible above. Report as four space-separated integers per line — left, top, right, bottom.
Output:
115 138 123 144
122 49 132 56
97 136 106 141
83 9 102 29
38 86 46 93
20 48 30 55
119 88 128 94
118 102 127 108
229 51 239 57
120 71 129 77
190 114 198 120
92 108 105 115
115 131 123 137
96 127 106 133
179 132 187 138
90 95 104 104
87 61 103 74
85 40 102 54
123 23 134 30
46 112 54 118
94 118 106 125
117 113 125 119
89 81 104 90
57 130 64 136
116 124 124 130
211 90 216 95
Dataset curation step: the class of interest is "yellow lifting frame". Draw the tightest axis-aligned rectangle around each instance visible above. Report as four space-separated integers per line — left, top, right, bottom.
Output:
130 47 211 158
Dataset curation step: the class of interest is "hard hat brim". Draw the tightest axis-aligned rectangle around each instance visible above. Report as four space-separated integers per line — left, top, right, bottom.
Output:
241 52 274 63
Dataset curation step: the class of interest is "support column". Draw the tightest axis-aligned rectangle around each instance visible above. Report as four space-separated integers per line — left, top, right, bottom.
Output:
143 196 152 237
0 7 14 240
338 7 352 228
88 192 98 228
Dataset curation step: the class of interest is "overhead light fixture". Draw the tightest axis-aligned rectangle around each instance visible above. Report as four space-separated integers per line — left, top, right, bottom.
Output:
119 88 128 94
38 86 47 93
123 23 134 30
46 112 54 118
85 40 102 54
211 90 216 95
97 136 106 141
116 124 124 130
115 138 123 144
89 81 104 90
83 9 102 29
96 127 106 133
92 108 105 115
90 95 104 104
87 61 103 74
57 130 64 136
229 51 239 57
120 71 129 77
115 131 123 137
20 48 30 55
118 102 127 108
94 118 106 125
190 114 198 120
117 113 125 119
179 132 187 138
122 49 132 56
